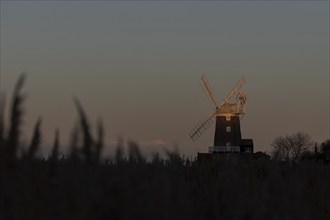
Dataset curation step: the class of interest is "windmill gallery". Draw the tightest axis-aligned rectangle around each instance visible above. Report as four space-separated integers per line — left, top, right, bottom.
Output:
189 75 253 160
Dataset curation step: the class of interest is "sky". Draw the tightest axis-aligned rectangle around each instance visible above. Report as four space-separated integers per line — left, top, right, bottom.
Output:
1 1 329 157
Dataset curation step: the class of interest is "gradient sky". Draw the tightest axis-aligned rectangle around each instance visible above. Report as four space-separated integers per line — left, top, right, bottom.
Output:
1 1 329 157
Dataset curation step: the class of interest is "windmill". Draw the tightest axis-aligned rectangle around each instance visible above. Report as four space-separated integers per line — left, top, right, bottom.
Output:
189 74 253 154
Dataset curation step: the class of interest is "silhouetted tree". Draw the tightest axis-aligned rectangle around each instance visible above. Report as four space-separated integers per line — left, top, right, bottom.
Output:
321 139 330 162
271 132 313 161
321 139 330 150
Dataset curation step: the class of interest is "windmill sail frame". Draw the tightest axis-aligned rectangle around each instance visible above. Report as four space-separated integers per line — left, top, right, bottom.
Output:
189 75 247 142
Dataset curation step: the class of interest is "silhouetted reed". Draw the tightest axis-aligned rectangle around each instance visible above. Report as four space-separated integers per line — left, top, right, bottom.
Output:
0 93 5 153
0 74 26 219
0 93 5 133
3 73 26 167
69 121 80 161
27 118 42 160
49 129 60 161
73 97 94 163
128 141 145 164
114 136 125 164
94 119 104 163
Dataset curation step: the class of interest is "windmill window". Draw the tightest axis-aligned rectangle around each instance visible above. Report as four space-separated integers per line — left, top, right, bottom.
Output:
226 126 231 132
226 116 231 121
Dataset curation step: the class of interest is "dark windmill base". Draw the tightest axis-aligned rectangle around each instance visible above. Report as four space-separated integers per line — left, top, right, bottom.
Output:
197 140 254 161
197 115 254 161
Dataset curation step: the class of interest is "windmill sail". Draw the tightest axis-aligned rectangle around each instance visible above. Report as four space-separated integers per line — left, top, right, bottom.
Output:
189 111 217 141
222 76 246 104
200 74 218 108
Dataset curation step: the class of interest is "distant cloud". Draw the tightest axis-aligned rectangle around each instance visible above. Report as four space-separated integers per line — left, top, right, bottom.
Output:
107 138 166 147
138 139 166 147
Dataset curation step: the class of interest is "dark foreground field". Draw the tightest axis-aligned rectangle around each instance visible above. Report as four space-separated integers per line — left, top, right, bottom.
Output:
1 75 330 220
1 155 330 220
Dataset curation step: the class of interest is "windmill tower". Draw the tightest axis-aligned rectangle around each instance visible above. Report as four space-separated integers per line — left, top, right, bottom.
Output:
189 74 253 156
